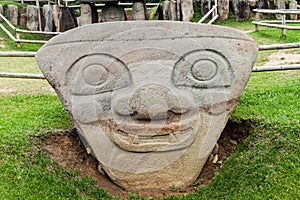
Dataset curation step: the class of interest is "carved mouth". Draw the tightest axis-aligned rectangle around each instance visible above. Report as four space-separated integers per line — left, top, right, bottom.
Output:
109 114 199 152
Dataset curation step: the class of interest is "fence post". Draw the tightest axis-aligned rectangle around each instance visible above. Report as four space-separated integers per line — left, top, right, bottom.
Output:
16 31 21 48
255 12 260 31
282 14 286 37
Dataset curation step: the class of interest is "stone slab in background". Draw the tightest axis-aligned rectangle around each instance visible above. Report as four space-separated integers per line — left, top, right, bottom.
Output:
101 3 126 22
218 0 229 20
132 0 147 20
289 0 298 20
181 0 194 21
0 5 3 22
258 0 270 18
233 0 250 21
52 4 60 32
275 0 285 19
7 5 18 25
20 14 27 27
59 7 78 32
43 5 53 32
36 21 258 190
26 5 39 31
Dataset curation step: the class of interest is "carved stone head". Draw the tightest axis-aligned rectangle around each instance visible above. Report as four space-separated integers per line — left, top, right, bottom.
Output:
101 3 126 22
36 21 258 190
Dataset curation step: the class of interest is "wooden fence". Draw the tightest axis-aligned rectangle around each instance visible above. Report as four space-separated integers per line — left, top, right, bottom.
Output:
1 42 300 80
253 9 300 37
198 0 218 24
0 13 59 47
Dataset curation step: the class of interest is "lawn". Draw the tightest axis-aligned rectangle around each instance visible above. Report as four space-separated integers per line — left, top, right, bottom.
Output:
0 17 300 199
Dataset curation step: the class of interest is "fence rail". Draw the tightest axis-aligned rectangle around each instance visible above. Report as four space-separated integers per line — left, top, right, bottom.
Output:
1 41 300 80
253 9 300 37
0 13 59 47
198 0 218 24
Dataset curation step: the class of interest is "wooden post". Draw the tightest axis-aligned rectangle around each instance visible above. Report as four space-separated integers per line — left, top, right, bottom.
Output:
36 0 42 31
281 14 286 37
16 32 21 48
255 12 260 31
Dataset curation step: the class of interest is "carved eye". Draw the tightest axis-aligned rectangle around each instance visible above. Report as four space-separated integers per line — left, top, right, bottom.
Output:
67 54 131 95
83 64 108 86
191 59 218 81
172 50 233 88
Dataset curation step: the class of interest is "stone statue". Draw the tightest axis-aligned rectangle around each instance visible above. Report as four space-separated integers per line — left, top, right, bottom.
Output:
36 21 258 190
132 0 147 20
101 3 126 22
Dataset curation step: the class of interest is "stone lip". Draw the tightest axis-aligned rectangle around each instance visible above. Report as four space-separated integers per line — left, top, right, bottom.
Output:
101 109 199 152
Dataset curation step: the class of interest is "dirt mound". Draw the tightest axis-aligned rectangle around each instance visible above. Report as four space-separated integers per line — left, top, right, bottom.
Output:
42 119 254 198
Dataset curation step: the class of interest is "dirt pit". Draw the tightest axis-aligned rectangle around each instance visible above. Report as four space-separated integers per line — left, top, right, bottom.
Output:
43 119 254 198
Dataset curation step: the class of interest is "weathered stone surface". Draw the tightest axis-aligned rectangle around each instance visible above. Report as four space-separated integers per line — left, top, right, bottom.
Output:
289 0 298 20
7 5 18 25
101 3 126 22
43 5 53 32
218 0 229 20
52 5 60 31
26 5 39 31
275 0 285 19
181 0 194 21
78 3 92 25
201 0 210 16
233 0 250 21
36 21 258 190
0 5 3 22
132 0 147 20
258 0 270 18
19 14 27 27
248 0 257 7
161 1 170 20
59 7 78 32
169 0 179 20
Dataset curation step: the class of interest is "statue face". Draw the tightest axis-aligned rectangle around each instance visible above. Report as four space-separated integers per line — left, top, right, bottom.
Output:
36 21 258 190
102 5 125 22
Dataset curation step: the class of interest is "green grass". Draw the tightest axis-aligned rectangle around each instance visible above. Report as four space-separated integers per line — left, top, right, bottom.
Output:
0 95 111 199
1 16 300 199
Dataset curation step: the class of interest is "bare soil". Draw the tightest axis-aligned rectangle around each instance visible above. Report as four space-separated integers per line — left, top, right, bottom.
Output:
42 119 255 198
264 49 300 66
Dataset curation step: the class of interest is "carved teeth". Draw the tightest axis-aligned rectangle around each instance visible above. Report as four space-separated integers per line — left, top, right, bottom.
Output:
133 135 139 144
169 133 177 143
128 134 139 144
128 134 134 144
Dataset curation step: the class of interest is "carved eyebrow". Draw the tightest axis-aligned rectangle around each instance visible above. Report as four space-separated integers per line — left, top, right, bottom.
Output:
172 49 233 89
67 53 132 96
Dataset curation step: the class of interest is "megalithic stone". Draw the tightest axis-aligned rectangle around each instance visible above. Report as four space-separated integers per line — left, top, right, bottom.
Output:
43 5 53 32
181 0 194 22
7 5 18 25
289 0 298 20
132 0 148 20
233 0 250 21
26 5 39 31
19 14 27 27
0 5 3 21
101 3 126 22
52 4 60 32
218 0 229 20
275 0 285 19
77 3 92 25
36 21 258 190
258 0 270 18
161 1 170 20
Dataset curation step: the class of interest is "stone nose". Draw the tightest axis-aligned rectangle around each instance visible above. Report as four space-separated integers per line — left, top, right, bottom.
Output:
113 83 191 120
